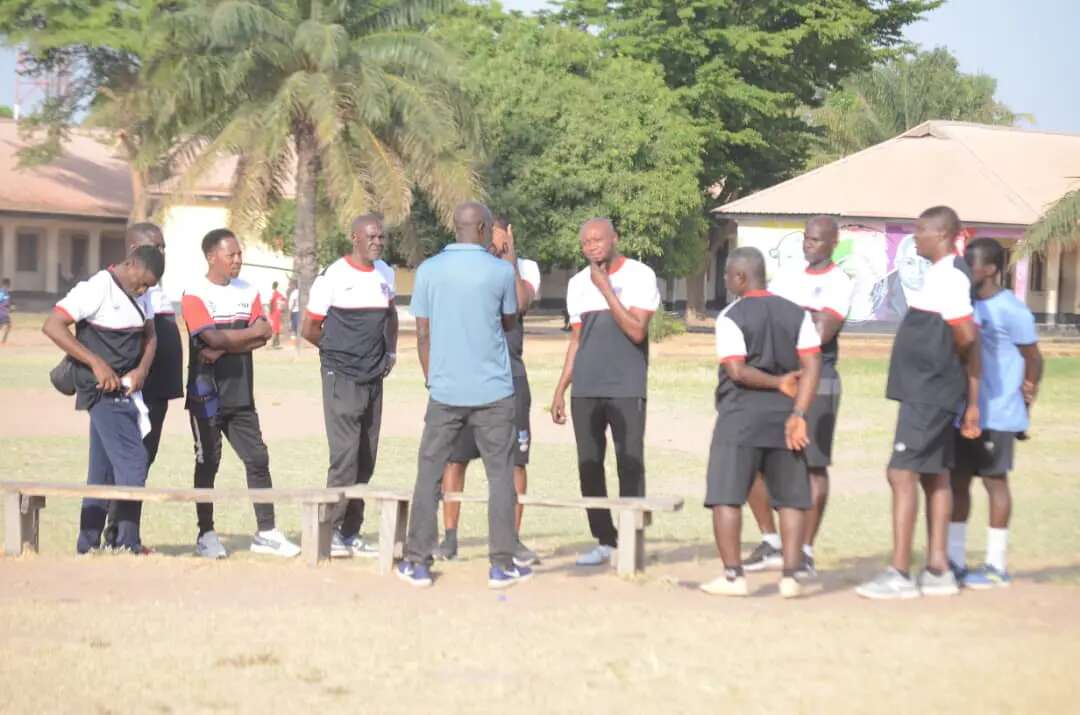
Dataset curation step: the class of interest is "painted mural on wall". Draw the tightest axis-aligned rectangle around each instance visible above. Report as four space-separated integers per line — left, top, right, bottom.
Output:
739 220 1025 323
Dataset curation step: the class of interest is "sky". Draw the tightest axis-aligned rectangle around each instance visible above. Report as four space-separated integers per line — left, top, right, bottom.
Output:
1 0 1077 133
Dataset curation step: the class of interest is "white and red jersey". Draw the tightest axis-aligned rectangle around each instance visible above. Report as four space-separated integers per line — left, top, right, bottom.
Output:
769 261 854 374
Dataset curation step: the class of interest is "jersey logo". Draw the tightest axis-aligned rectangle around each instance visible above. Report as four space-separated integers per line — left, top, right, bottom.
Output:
894 442 907 452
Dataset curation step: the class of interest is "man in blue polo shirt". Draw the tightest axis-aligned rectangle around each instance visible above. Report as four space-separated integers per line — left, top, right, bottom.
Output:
397 202 533 590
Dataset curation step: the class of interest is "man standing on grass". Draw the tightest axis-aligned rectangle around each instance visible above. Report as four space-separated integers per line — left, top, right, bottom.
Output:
42 246 164 554
397 202 532 590
436 216 541 567
742 216 853 577
856 206 980 600
181 228 300 560
700 247 821 598
104 223 185 548
0 277 12 344
302 215 398 559
551 218 660 567
948 238 1042 589
288 279 300 344
268 280 286 349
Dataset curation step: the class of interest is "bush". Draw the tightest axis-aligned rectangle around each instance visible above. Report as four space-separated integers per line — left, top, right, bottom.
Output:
649 310 687 343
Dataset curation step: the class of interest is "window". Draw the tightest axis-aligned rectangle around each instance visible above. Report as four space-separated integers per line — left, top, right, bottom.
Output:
16 230 40 272
1029 253 1045 292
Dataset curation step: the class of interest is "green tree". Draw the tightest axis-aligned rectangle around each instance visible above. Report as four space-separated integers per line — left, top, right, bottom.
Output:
807 47 1024 168
149 0 481 304
1023 189 1080 257
430 5 706 276
0 106 12 119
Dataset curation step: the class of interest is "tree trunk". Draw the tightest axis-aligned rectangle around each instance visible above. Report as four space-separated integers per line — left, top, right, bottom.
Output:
118 132 149 222
293 124 319 320
685 221 727 326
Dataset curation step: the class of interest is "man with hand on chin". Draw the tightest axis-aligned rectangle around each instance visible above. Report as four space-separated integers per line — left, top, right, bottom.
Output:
551 217 660 567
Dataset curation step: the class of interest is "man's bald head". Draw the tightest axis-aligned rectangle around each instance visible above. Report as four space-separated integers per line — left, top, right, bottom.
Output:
804 215 839 266
351 214 382 238
724 246 767 297
579 217 619 265
453 202 493 246
126 222 164 251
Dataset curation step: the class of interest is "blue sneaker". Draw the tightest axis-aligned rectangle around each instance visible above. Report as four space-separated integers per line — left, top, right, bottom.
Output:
964 564 1012 590
396 560 433 588
949 560 968 584
488 564 534 589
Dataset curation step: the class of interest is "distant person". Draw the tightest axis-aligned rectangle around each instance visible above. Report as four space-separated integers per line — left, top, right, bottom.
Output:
42 246 164 553
104 223 185 548
436 216 541 566
856 206 980 600
303 215 398 558
397 202 531 589
268 280 286 349
181 229 300 560
743 216 854 577
287 279 300 343
700 247 821 598
0 277 11 344
949 238 1042 589
551 218 660 567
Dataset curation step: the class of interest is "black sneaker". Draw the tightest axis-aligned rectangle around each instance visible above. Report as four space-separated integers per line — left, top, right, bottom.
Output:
435 533 458 561
512 539 539 567
743 541 783 572
795 553 817 579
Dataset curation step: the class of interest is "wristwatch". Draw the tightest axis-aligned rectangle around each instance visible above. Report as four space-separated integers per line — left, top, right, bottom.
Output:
791 407 806 419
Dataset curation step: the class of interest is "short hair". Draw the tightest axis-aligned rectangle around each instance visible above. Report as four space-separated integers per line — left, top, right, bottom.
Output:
202 228 236 256
129 244 165 280
351 214 382 236
126 222 163 248
806 214 839 236
580 217 616 235
272 281 279 289
728 246 767 284
919 205 961 237
493 214 511 230
965 237 1006 276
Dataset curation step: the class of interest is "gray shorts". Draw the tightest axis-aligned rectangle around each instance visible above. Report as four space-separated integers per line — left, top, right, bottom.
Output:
449 376 531 467
805 376 841 469
704 422 810 510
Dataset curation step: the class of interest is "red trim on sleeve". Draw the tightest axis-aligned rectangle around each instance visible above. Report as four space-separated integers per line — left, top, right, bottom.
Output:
249 293 264 323
305 310 326 322
180 295 213 333
797 346 822 356
718 354 746 363
345 256 375 272
946 314 974 326
53 305 74 322
821 307 845 321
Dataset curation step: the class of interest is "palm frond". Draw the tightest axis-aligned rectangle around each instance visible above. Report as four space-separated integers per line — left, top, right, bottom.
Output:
1023 188 1080 255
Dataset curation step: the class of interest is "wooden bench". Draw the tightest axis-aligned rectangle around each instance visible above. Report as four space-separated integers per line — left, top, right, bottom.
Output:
0 482 344 567
341 485 413 576
445 492 684 577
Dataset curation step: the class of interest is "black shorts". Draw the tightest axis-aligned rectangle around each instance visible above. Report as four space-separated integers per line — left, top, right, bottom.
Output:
954 429 1014 477
704 424 810 509
888 402 957 474
449 376 531 467
805 377 841 469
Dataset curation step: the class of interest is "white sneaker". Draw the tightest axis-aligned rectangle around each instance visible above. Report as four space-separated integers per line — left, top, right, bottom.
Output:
575 544 615 566
250 528 301 558
195 531 228 560
700 574 749 597
347 535 379 559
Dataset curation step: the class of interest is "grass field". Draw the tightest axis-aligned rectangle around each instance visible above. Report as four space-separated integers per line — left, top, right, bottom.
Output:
1 313 1079 713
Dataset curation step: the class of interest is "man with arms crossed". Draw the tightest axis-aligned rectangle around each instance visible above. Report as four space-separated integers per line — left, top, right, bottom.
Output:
948 238 1042 588
303 215 398 558
743 216 853 577
397 202 532 589
181 228 300 559
43 246 164 553
856 206 980 599
701 247 821 598
551 218 660 567
436 216 541 566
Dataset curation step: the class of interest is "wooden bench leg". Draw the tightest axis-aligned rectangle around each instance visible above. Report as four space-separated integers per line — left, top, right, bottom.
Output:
377 498 409 575
616 509 646 578
300 502 332 567
4 493 45 557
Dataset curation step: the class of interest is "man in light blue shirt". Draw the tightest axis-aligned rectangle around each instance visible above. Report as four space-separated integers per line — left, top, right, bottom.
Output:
398 202 533 589
949 238 1043 589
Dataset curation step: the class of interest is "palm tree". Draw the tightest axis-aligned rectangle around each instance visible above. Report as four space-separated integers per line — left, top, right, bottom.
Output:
148 0 481 302
1023 188 1080 256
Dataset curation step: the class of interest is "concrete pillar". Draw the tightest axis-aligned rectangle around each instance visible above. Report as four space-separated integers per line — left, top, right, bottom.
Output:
0 224 14 284
88 227 102 274
1046 244 1062 326
44 226 61 294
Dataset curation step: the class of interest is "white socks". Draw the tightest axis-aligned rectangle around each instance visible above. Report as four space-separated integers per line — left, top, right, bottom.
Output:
762 533 781 550
802 544 814 559
947 522 967 567
986 528 1009 572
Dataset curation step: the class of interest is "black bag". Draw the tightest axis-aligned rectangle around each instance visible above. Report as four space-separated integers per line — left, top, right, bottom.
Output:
49 356 77 396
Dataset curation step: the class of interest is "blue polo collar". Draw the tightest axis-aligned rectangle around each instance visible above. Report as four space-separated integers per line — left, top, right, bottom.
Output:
444 243 486 251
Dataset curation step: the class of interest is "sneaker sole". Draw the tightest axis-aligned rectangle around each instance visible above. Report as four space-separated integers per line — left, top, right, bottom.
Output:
855 587 921 600
780 581 803 599
964 579 1010 591
920 585 961 597
250 544 300 558
351 550 380 559
743 556 783 573
195 549 227 560
488 571 534 589
513 555 539 567
699 579 749 596
395 568 433 588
